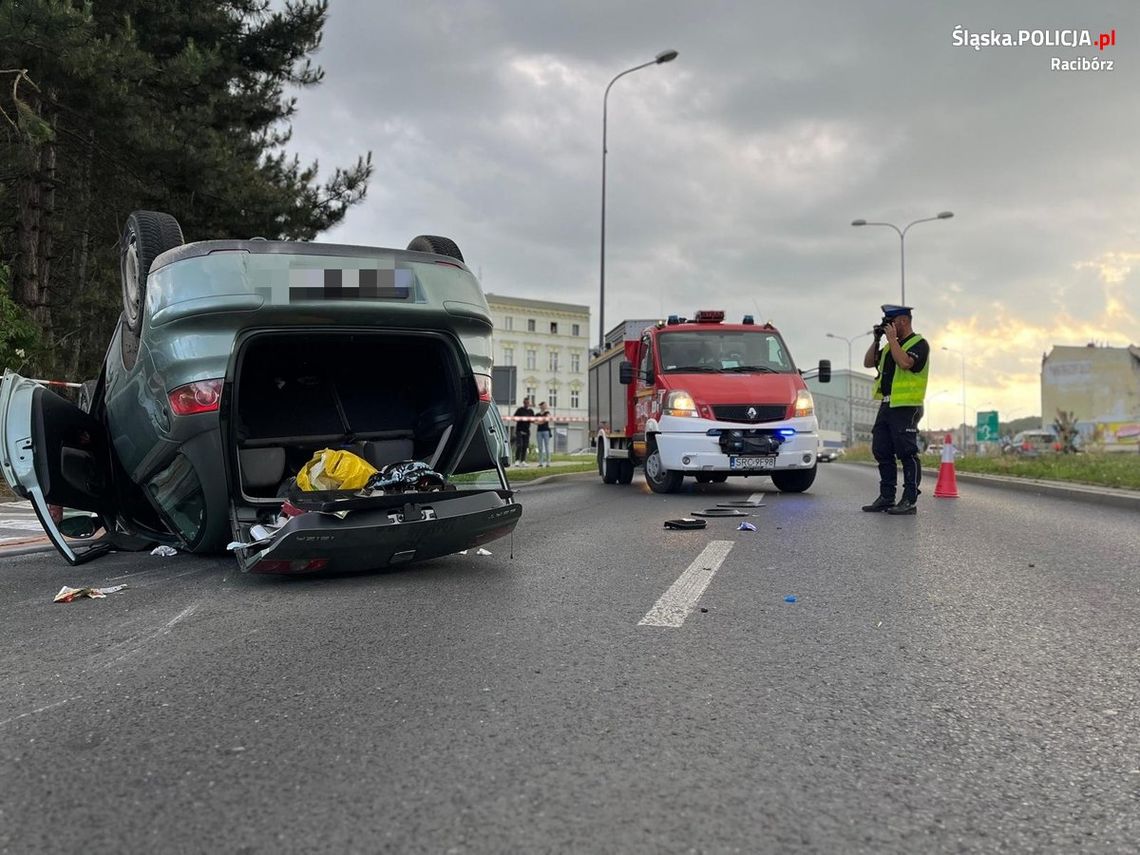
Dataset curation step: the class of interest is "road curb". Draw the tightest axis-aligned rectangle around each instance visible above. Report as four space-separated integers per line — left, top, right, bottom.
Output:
840 461 1140 512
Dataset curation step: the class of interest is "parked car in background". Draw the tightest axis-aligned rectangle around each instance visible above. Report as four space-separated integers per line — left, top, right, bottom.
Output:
1010 430 1061 456
817 446 843 462
1 211 519 573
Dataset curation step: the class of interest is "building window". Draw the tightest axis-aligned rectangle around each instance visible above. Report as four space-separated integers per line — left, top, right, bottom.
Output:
526 386 536 401
548 389 558 408
504 316 513 331
572 323 580 337
550 322 558 334
548 351 559 372
527 319 536 332
526 349 536 370
570 389 580 408
503 347 513 366
571 353 580 373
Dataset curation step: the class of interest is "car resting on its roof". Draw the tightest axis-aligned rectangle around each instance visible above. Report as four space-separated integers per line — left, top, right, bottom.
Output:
0 211 519 574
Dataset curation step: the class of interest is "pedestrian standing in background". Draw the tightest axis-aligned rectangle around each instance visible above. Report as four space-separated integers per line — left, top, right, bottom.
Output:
535 401 552 468
513 397 534 466
861 304 930 515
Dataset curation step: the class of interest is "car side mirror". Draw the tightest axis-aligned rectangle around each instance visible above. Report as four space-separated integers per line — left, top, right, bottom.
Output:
817 359 831 382
59 514 99 539
619 361 634 385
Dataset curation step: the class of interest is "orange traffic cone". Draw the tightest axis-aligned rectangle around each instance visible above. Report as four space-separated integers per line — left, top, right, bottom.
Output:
934 433 959 498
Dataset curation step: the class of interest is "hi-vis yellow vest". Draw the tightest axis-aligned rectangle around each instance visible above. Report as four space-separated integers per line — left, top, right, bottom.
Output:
873 334 929 407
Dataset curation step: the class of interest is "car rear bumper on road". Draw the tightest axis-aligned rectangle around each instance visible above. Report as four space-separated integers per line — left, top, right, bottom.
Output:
240 489 521 574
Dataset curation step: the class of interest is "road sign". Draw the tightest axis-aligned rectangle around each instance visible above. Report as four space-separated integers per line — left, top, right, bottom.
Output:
976 410 999 442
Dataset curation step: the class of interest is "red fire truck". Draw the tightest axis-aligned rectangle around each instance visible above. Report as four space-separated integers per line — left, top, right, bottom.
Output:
588 311 830 493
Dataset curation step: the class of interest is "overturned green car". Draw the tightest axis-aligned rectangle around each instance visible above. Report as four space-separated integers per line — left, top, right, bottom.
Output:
0 211 519 573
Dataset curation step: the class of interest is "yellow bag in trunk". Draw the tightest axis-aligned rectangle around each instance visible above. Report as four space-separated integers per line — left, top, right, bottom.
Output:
296 449 378 492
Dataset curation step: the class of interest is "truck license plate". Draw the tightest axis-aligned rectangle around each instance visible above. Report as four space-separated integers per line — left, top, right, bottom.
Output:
729 456 776 470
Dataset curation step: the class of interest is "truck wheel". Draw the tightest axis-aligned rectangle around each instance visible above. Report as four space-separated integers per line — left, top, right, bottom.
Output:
121 210 184 335
771 466 817 493
407 235 464 263
645 448 682 493
710 473 728 483
617 460 634 484
598 445 617 484
695 473 712 484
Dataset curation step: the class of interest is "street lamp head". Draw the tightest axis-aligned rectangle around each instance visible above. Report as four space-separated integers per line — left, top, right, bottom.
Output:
851 219 867 227
937 211 954 219
656 49 679 63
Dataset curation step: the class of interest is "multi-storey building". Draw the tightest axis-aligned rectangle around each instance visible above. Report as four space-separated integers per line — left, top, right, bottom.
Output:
1042 343 1140 447
485 293 591 452
804 369 878 446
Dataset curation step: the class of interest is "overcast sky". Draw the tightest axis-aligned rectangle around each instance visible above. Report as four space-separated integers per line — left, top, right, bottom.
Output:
287 0 1138 430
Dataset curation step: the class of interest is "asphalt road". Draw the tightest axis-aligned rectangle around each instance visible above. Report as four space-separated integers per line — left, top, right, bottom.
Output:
1 465 1138 853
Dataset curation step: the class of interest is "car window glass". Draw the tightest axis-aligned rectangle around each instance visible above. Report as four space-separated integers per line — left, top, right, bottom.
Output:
147 454 206 545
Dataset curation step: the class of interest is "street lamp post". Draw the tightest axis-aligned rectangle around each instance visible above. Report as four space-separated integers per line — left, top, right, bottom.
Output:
599 49 678 351
942 346 966 452
826 330 873 446
851 211 954 305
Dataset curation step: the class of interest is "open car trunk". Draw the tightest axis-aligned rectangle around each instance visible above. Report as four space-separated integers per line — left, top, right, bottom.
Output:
226 329 518 574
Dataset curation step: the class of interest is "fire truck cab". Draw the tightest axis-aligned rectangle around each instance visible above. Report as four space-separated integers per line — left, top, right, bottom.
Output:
589 311 830 493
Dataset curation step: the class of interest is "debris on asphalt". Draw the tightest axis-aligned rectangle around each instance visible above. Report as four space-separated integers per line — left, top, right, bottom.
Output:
150 545 178 557
717 500 765 508
700 607 709 613
475 548 493 556
663 518 707 530
54 584 128 603
737 522 757 532
784 595 797 603
692 508 748 518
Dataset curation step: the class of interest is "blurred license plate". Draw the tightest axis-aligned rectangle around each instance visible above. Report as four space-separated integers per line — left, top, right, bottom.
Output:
729 456 775 470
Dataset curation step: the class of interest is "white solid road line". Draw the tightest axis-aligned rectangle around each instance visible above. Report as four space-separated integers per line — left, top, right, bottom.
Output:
639 540 735 628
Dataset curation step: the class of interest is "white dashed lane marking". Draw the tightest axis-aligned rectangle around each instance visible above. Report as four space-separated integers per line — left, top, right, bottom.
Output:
639 540 735 629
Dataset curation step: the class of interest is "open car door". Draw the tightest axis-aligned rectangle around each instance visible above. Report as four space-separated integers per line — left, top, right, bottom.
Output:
0 371 120 564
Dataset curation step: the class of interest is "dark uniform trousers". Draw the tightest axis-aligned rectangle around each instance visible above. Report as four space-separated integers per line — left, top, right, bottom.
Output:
871 402 924 501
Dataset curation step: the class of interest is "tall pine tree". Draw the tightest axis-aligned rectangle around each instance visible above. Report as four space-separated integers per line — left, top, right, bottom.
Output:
0 0 372 378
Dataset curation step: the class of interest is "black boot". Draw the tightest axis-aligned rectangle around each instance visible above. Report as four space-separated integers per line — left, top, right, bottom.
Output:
861 496 895 512
886 496 917 515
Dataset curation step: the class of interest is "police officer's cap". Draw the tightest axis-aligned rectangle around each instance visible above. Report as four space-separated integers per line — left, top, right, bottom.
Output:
880 304 913 319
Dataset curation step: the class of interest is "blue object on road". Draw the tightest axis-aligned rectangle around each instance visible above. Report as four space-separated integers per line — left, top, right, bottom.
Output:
784 595 797 603
737 522 757 532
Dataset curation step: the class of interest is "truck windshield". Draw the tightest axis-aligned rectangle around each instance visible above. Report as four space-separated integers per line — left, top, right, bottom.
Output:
658 331 794 373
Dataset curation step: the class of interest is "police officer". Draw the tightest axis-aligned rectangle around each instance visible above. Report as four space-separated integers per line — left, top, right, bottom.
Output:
861 305 930 515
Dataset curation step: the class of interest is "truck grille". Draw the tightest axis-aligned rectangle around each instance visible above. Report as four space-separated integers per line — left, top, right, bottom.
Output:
712 404 787 423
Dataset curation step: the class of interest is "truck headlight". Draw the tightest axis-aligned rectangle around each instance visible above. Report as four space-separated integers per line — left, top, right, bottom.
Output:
794 389 815 418
664 390 700 417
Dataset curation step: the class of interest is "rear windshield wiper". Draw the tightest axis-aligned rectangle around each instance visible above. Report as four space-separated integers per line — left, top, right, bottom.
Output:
721 365 779 373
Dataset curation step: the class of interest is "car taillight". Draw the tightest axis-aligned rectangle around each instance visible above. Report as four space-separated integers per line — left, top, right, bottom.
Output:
168 379 223 416
251 558 330 574
474 374 492 403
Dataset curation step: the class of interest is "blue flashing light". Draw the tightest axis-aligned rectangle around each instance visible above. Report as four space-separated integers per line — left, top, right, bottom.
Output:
742 315 754 325
777 429 796 437
667 314 681 325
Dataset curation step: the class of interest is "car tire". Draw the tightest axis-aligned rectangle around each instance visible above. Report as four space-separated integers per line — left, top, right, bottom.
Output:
771 466 817 493
645 447 682 494
121 210 184 335
617 460 634 484
598 445 617 484
407 235 465 263
710 473 728 483
695 473 713 484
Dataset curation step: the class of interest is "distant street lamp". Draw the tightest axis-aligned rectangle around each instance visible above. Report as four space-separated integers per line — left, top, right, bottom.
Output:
942 346 967 451
826 330 873 445
598 49 679 350
851 211 954 305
